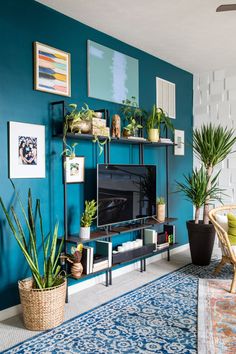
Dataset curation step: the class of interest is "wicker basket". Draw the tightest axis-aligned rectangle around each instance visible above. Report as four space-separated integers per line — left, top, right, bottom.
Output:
18 277 66 331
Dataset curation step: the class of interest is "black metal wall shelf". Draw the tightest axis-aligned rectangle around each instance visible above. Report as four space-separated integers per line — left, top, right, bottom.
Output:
51 100 177 300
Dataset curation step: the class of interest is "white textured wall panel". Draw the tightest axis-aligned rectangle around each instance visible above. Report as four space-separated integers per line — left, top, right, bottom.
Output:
193 67 236 205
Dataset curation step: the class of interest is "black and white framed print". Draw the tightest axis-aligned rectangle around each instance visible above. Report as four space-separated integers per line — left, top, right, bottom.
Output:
65 156 85 183
9 122 45 178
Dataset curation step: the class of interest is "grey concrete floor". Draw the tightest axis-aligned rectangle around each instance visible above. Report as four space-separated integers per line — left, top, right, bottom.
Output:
0 249 192 352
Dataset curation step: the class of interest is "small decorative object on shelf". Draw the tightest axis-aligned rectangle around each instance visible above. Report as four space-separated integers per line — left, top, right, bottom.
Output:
146 105 174 142
156 196 166 222
65 244 84 279
80 199 97 239
111 114 121 138
64 103 95 135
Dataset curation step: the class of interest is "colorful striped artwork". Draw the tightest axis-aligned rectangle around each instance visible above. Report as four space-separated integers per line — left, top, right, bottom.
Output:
34 42 71 96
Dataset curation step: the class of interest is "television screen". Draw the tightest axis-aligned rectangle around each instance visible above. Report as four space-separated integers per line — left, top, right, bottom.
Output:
97 164 156 227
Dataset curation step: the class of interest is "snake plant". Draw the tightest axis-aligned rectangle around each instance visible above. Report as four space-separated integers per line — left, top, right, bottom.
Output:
0 186 64 289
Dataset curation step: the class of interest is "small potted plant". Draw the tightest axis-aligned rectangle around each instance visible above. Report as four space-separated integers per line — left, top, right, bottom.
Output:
146 105 174 142
156 196 166 222
80 199 97 239
64 103 96 136
120 97 146 137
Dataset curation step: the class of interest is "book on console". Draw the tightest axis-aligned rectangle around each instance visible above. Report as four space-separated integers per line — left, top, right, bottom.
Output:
95 240 112 267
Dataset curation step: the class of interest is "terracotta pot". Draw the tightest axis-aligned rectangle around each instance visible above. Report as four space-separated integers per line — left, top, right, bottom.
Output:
157 204 165 222
71 262 83 279
148 129 159 142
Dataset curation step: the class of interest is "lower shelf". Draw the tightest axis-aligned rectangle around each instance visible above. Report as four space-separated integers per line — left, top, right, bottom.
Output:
67 243 178 285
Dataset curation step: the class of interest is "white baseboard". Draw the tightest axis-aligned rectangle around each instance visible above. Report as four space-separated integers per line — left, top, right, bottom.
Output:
0 243 189 321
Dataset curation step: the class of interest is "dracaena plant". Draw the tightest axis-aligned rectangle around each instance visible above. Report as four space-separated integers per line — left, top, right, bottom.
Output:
193 124 236 223
0 186 64 289
176 167 224 224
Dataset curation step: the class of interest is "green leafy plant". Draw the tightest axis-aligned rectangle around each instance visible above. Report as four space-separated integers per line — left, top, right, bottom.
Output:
64 103 95 138
157 197 165 205
61 142 78 158
176 167 224 224
146 105 174 132
80 200 97 227
121 96 146 136
193 124 236 223
0 187 64 289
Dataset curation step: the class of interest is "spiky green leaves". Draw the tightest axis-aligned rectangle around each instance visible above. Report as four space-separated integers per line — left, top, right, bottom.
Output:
193 124 236 169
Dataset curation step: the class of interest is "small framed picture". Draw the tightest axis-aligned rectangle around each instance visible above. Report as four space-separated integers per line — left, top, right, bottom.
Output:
34 41 71 96
174 129 185 156
9 122 45 178
65 156 85 183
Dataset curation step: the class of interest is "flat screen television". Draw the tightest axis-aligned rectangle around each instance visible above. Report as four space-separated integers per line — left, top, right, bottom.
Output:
97 164 156 227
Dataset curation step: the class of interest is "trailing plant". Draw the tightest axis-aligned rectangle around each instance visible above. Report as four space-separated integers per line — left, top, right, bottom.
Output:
80 200 97 227
0 186 64 289
61 142 78 159
63 103 95 138
157 197 165 205
193 124 236 223
176 167 224 224
92 135 110 156
146 105 174 132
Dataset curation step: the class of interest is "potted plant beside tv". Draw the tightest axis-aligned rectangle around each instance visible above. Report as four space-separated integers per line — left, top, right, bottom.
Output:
176 124 236 265
80 199 97 239
0 187 65 330
146 105 174 142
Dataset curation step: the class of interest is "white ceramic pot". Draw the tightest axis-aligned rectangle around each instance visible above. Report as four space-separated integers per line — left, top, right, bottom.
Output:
157 204 166 222
80 226 90 239
148 129 159 142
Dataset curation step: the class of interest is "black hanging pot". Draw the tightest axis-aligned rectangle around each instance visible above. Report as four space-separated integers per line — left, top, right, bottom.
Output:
186 220 215 266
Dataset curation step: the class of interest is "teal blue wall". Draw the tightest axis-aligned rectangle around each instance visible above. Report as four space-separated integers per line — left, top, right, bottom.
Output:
0 0 193 310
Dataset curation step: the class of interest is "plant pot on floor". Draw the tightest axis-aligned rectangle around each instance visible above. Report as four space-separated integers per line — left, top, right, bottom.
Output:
80 226 90 239
18 277 66 331
186 221 215 266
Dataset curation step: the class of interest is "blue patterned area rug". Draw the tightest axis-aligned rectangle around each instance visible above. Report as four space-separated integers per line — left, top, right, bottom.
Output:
3 261 233 354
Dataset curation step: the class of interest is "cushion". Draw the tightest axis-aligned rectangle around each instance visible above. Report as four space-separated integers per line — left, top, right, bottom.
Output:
215 214 228 232
227 213 236 246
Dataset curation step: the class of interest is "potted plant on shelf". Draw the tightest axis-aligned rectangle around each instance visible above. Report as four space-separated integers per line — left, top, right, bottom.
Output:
64 103 95 135
80 199 97 239
176 123 236 265
0 187 65 331
156 197 166 222
146 105 174 142
120 96 146 137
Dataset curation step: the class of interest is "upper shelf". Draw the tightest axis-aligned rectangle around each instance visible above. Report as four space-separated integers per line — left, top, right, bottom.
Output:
54 133 176 147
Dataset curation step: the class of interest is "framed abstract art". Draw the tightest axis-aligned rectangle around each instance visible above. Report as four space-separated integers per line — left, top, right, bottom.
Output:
9 121 45 178
34 42 71 96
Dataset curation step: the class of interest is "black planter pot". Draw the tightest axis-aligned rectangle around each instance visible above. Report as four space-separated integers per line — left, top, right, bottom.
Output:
186 220 215 266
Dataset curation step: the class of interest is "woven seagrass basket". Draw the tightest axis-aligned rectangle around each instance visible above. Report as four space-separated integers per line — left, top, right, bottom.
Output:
18 277 66 331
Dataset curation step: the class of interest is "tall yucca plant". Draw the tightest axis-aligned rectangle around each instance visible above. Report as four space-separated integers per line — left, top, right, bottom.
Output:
193 124 236 223
0 188 64 289
176 167 223 224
